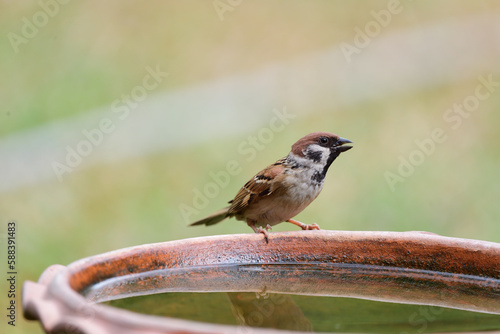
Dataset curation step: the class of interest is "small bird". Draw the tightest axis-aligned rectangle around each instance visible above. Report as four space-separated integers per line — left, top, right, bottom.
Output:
190 132 353 242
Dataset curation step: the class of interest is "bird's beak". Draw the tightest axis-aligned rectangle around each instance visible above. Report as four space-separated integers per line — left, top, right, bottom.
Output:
335 137 353 152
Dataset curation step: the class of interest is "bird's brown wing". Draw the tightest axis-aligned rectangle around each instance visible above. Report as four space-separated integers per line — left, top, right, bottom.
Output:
227 158 288 216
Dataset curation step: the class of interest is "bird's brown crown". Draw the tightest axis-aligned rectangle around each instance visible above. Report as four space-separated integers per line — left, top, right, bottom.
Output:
290 132 340 157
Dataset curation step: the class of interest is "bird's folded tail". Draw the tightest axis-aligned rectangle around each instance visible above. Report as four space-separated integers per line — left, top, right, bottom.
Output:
189 207 230 227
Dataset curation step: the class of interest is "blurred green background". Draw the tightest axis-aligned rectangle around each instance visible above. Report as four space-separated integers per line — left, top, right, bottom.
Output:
1 1 499 333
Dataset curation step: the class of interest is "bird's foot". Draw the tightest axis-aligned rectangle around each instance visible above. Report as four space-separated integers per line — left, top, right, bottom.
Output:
304 223 321 230
248 221 270 243
286 219 321 231
257 226 270 243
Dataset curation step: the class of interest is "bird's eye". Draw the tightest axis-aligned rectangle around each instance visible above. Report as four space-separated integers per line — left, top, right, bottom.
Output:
318 137 329 145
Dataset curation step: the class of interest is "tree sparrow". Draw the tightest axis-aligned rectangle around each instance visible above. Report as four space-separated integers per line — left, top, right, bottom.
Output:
190 132 353 242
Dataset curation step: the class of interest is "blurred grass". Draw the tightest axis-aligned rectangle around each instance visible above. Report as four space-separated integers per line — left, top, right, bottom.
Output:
1 1 500 333
1 1 499 136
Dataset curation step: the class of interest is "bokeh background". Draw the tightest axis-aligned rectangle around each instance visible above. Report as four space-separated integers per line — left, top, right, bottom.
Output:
1 1 500 333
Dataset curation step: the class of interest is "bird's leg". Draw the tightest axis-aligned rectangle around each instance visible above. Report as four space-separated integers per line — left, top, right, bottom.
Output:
286 219 321 231
247 221 269 243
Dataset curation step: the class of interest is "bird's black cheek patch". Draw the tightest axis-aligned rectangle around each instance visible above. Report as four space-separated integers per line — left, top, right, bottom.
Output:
306 150 323 163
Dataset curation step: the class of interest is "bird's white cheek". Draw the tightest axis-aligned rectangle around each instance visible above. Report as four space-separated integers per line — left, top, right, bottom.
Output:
289 149 330 172
304 145 331 166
